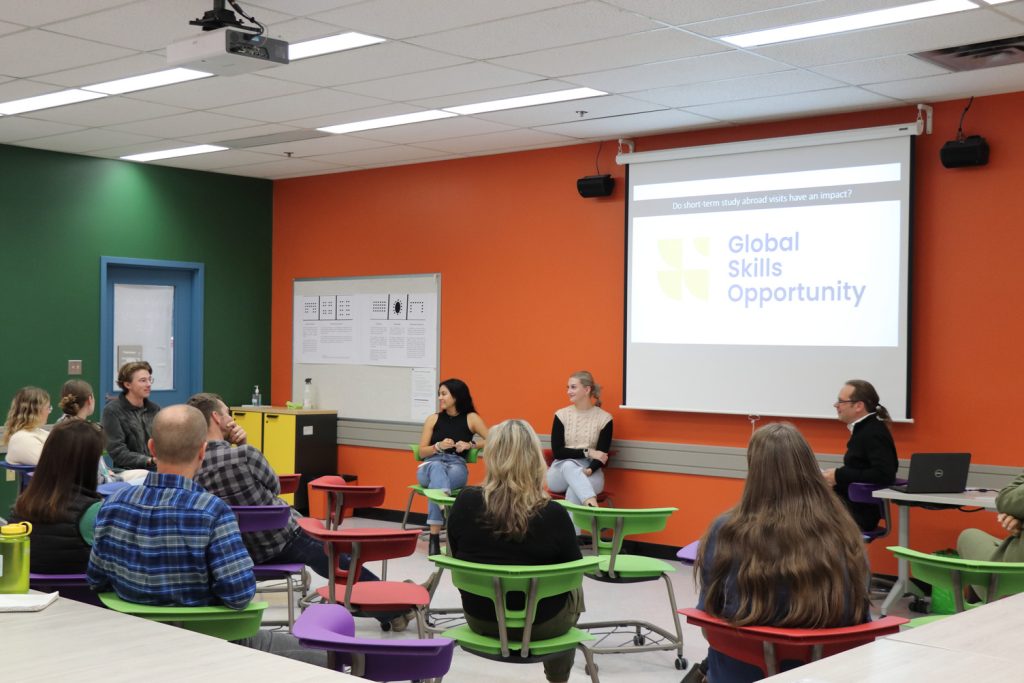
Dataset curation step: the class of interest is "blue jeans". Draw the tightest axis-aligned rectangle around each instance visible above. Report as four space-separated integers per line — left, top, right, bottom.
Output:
273 528 379 582
416 453 468 525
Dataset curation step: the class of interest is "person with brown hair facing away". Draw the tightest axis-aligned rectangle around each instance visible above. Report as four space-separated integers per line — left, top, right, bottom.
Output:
3 386 52 465
695 422 870 683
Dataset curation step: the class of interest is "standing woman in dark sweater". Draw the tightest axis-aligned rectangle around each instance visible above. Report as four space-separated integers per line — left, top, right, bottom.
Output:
101 361 160 471
9 419 105 573
447 419 584 683
547 370 612 507
417 378 489 556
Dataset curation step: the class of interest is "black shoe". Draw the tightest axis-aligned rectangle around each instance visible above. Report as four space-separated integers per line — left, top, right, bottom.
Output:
428 533 441 556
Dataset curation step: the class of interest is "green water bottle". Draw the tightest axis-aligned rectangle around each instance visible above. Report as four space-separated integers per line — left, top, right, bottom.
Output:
0 521 32 594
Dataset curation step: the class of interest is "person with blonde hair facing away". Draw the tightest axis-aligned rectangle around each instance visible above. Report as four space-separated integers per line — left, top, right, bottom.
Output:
3 386 52 465
695 422 870 683
547 371 612 507
446 419 584 683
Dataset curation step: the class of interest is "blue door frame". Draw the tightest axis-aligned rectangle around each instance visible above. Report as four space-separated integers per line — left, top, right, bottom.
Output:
100 257 204 406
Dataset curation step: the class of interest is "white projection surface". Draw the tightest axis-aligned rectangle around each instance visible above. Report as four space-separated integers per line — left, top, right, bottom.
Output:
624 130 913 420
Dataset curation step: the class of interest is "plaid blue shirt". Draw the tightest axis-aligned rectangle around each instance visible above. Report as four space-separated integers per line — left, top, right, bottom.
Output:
87 472 256 609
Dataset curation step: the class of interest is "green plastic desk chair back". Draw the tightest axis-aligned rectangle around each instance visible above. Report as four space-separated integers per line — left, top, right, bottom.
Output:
98 592 268 641
888 545 1024 612
558 500 678 576
429 554 599 662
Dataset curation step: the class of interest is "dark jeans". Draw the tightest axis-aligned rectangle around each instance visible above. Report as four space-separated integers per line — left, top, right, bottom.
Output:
271 529 380 582
464 587 584 683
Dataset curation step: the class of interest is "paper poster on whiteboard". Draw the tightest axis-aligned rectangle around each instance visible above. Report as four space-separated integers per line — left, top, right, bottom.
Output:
294 292 437 369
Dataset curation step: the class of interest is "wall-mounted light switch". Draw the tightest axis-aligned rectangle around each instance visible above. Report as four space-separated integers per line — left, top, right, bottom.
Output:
68 359 83 375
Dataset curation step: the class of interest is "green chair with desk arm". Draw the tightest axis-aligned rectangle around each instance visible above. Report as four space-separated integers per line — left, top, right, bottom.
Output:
97 592 268 640
428 554 601 682
419 487 464 634
558 500 688 671
887 545 1024 622
401 445 479 533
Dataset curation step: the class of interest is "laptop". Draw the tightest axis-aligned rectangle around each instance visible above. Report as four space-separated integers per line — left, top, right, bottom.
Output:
889 452 971 494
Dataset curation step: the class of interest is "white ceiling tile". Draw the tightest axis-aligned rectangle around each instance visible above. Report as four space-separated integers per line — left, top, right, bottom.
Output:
213 156 344 178
259 41 467 87
340 62 541 101
811 55 951 86
143 149 286 172
0 1 136 27
996 3 1024 22
411 79 591 110
0 79 64 100
0 20 23 36
565 50 787 93
211 88 389 123
260 18 353 43
490 28 727 78
31 53 169 88
188 123 304 145
685 87 900 123
309 144 452 167
0 116 83 143
89 139 199 159
107 110 267 138
468 95 664 128
600 0 823 25
0 30 134 77
312 0 578 39
22 97 187 126
683 0 918 37
415 128 578 154
16 127 160 153
285 103 443 130
863 62 1024 103
753 11 1024 68
630 70 846 108
249 1 365 18
538 109 722 138
45 1 292 51
235 133 387 157
406 1 660 60
124 73 313 110
340 115 514 145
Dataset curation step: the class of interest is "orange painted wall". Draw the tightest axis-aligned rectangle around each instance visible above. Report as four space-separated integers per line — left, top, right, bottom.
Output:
273 92 1021 569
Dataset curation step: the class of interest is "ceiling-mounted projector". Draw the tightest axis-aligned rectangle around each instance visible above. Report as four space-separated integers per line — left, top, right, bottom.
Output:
167 28 288 76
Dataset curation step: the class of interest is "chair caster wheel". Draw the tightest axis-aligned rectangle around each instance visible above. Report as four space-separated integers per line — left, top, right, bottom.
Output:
380 621 392 632
675 656 688 670
633 634 646 646
909 598 929 614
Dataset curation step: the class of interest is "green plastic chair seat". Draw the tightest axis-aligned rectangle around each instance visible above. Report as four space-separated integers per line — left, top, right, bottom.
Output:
422 488 457 507
888 545 1024 611
443 623 594 657
98 592 268 640
595 554 676 579
905 614 950 628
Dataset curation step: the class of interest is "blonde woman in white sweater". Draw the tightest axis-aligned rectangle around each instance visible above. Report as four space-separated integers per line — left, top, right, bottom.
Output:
4 386 51 465
546 371 612 507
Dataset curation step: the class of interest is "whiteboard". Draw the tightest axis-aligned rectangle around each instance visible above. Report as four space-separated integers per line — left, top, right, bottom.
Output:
292 274 440 423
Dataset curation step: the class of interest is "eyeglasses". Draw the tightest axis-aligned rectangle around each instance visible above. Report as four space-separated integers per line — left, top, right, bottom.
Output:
833 399 858 406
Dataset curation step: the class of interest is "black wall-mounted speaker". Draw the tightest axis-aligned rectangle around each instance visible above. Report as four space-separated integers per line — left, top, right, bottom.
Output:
577 174 615 197
940 135 989 168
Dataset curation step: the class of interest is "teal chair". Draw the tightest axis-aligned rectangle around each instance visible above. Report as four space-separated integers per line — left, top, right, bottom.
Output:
98 592 268 640
429 554 601 682
401 444 479 531
559 501 687 671
887 545 1024 621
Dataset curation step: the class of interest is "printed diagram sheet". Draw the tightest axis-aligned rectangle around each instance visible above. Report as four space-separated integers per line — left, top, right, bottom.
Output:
295 292 437 368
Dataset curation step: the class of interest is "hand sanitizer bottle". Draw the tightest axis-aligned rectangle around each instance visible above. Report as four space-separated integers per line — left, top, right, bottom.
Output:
303 378 314 409
252 385 261 406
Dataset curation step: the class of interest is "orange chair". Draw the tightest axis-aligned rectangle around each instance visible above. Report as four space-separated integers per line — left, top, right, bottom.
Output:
308 476 386 530
678 608 907 677
278 473 302 495
298 518 430 636
542 448 615 506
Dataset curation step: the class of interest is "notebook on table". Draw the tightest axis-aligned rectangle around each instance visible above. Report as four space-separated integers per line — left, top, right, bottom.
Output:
889 452 971 494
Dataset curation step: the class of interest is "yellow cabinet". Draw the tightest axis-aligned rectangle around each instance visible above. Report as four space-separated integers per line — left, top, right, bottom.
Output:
230 409 264 452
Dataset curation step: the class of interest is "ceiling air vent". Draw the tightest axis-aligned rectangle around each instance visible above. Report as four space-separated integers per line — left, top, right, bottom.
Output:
914 35 1024 71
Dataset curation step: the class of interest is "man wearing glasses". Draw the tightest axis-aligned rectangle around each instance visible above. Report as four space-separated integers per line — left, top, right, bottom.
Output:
101 360 161 470
822 379 898 531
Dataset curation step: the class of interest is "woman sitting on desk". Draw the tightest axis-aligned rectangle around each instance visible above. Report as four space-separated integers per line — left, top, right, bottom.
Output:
9 419 104 573
3 386 51 466
447 419 583 683
696 422 869 683
546 370 612 508
417 378 489 556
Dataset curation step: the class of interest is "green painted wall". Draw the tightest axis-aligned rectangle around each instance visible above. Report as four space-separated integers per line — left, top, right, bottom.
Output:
0 143 273 511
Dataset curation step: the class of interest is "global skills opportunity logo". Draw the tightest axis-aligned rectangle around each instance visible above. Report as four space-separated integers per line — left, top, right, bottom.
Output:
657 237 710 301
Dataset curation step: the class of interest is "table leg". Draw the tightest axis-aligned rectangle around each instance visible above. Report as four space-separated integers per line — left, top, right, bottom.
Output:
880 503 910 616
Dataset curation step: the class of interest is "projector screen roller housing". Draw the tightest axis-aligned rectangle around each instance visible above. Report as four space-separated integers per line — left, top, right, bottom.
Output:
623 128 914 421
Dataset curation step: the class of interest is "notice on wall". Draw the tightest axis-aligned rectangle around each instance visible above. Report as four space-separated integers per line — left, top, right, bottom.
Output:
294 292 437 368
410 367 437 421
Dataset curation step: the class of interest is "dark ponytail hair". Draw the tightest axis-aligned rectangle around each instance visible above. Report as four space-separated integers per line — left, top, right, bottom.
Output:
60 379 93 417
439 378 477 415
845 379 891 422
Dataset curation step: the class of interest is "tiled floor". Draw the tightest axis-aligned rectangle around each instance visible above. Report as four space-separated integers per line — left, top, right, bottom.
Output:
260 516 915 682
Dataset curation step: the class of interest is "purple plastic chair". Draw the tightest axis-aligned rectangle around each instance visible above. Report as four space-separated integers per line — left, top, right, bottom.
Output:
231 505 307 627
29 573 102 606
293 603 455 681
1 460 35 492
847 480 907 543
677 540 700 566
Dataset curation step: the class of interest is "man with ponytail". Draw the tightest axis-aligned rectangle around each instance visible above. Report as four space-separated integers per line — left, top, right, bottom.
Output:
823 379 899 532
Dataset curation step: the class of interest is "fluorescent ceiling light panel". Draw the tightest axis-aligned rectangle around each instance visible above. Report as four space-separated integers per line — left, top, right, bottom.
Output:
289 32 385 60
444 87 608 115
121 144 227 162
980 0 1015 4
720 0 978 48
0 89 107 115
318 110 455 134
84 68 212 95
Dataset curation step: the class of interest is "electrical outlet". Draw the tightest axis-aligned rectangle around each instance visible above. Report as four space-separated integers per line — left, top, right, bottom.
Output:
68 359 83 375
